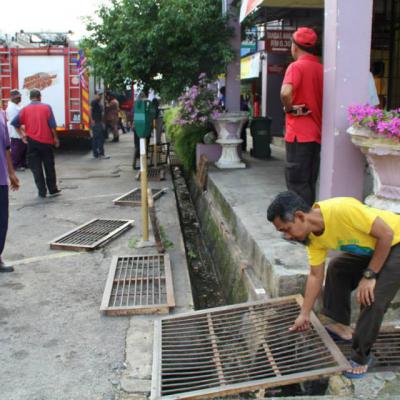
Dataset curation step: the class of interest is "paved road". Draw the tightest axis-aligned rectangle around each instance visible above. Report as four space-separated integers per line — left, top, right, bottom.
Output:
1 133 140 400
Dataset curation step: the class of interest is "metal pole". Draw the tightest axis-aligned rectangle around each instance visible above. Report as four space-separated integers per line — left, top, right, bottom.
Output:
153 120 158 168
140 138 149 241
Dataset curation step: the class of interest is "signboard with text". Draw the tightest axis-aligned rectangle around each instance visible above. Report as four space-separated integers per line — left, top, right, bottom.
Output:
268 64 287 75
265 30 294 54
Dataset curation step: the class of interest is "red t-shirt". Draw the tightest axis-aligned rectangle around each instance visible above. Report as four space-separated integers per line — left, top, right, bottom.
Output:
12 101 57 145
282 54 323 143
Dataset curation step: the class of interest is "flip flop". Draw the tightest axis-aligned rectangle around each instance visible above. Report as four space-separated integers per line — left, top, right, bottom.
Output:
325 326 352 344
343 357 373 379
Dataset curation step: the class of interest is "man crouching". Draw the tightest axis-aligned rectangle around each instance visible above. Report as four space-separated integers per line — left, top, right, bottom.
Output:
267 191 400 379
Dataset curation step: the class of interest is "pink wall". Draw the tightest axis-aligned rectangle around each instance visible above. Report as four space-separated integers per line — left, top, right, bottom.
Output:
319 0 374 200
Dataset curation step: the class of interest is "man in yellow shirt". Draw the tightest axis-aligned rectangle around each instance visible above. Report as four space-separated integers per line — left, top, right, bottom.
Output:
267 191 400 378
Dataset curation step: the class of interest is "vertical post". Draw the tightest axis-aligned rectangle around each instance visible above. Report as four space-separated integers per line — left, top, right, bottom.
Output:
153 120 158 168
140 138 149 241
319 0 373 200
261 52 267 117
225 0 241 112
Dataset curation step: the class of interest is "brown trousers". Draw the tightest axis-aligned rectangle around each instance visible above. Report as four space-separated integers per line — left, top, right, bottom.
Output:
322 244 400 364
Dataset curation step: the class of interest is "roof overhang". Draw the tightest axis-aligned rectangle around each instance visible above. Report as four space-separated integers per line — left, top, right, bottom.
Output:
240 0 324 23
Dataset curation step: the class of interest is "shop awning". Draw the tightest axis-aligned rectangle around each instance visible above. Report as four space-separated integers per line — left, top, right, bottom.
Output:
240 0 264 23
240 52 261 80
240 0 323 22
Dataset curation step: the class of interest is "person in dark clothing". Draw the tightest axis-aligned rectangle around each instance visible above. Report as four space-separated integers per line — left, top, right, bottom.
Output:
11 89 61 198
0 109 20 272
90 90 109 159
240 95 250 151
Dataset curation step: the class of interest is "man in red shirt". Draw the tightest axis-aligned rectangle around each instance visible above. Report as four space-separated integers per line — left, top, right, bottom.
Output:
280 27 323 205
11 89 61 198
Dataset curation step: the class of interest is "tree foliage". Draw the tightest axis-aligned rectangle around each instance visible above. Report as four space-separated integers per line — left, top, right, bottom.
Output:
82 0 235 99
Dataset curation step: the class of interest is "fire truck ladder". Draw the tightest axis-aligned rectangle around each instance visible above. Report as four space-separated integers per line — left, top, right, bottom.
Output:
0 47 12 107
68 48 82 125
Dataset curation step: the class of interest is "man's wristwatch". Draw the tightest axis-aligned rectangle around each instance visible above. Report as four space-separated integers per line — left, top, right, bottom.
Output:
363 268 378 279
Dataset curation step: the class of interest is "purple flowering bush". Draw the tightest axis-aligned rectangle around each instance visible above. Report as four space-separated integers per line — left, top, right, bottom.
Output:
348 104 400 139
175 73 221 126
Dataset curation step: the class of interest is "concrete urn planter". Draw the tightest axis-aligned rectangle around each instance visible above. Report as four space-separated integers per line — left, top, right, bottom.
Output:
212 112 248 169
348 125 400 213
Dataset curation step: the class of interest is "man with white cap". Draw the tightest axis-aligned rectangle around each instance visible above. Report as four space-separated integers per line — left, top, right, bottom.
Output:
6 89 27 171
280 27 323 206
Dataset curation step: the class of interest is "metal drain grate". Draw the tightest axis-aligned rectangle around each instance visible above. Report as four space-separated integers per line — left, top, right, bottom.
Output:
148 143 170 167
152 295 349 399
113 188 165 206
101 254 175 315
50 219 134 251
136 167 166 181
337 326 400 370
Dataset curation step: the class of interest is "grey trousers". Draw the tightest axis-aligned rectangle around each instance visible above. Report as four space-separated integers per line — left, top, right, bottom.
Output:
322 244 400 364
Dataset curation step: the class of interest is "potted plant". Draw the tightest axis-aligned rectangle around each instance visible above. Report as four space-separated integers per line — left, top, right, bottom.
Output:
212 111 249 169
172 74 222 170
347 104 400 212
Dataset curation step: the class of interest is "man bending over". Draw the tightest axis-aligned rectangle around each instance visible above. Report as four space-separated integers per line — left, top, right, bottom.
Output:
267 191 400 378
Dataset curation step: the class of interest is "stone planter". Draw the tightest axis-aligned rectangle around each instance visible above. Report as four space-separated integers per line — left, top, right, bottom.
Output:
348 125 400 213
212 112 248 169
196 143 222 165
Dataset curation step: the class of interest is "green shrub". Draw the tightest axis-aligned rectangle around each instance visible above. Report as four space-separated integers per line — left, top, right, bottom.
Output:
163 107 181 142
164 107 207 173
174 124 207 172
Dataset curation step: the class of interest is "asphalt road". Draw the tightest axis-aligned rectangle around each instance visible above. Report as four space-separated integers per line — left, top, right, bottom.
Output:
0 133 142 400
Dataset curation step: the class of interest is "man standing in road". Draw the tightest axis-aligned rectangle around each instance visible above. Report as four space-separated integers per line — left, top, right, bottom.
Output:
6 90 27 171
11 89 61 198
105 92 120 142
267 191 400 378
90 90 109 159
0 108 20 272
280 27 323 206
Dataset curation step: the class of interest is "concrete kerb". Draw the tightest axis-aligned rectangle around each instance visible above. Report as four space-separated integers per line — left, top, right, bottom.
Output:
199 172 308 299
120 169 194 398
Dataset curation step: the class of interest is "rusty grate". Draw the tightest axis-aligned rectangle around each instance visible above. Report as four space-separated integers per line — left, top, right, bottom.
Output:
101 254 175 315
152 296 349 400
148 143 170 167
337 326 400 370
113 188 165 206
50 218 134 251
136 167 166 181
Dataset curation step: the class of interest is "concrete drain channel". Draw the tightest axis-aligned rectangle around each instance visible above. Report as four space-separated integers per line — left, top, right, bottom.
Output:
171 166 225 309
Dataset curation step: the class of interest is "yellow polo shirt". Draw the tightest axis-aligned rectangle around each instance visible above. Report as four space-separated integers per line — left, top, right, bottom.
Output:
307 198 400 266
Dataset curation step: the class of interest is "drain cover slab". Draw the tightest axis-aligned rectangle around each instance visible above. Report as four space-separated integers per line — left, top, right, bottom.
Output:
151 295 349 399
50 218 134 251
101 254 175 315
113 188 165 206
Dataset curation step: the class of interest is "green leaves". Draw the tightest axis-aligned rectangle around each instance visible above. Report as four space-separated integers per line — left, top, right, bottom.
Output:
82 0 234 99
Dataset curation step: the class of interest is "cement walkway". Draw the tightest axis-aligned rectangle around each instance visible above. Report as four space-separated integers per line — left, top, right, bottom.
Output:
1 132 192 400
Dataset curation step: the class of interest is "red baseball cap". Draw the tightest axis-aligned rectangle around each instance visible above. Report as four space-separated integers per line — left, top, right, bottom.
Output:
292 27 318 48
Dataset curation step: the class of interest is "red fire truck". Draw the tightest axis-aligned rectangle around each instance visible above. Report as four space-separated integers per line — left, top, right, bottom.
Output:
0 45 90 138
